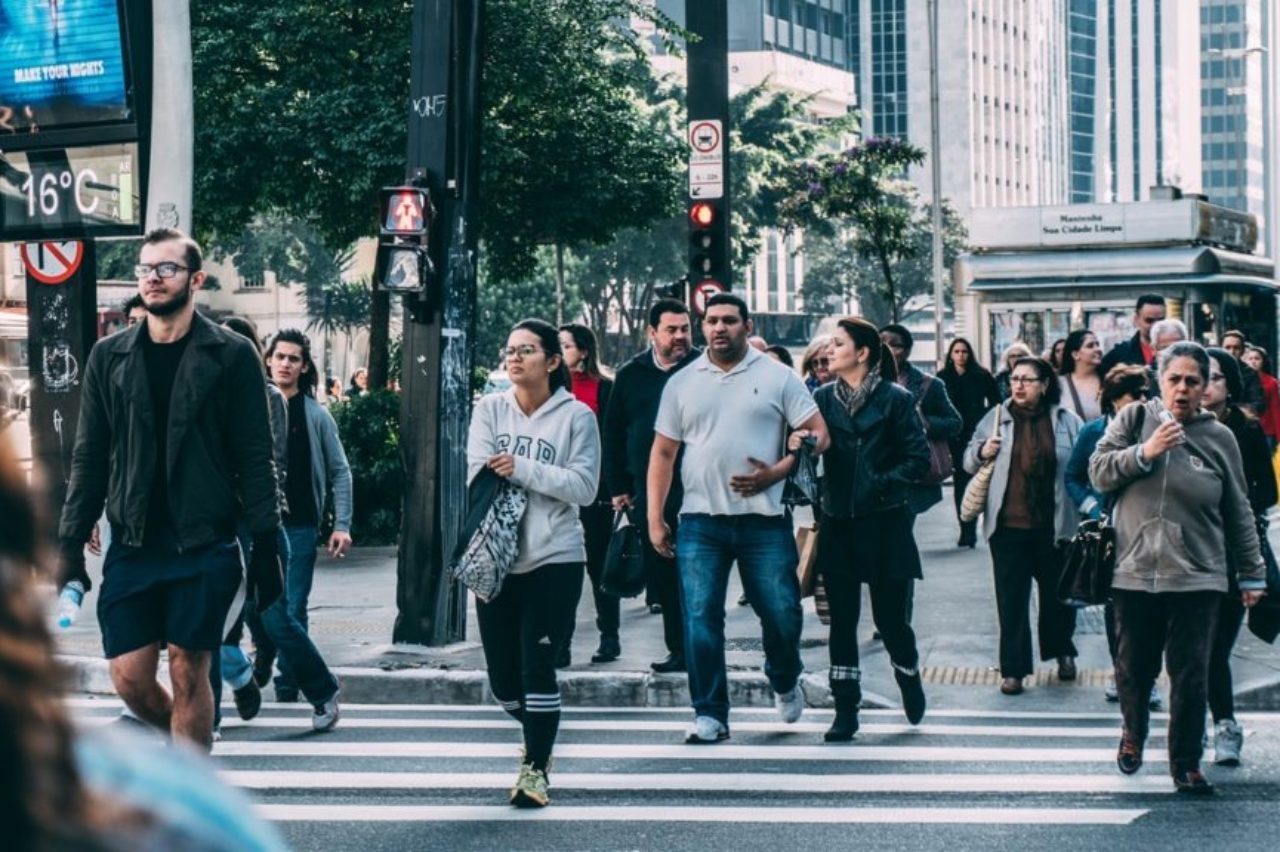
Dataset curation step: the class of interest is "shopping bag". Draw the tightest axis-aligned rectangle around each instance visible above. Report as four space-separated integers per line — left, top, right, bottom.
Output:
795 523 819 598
600 509 647 598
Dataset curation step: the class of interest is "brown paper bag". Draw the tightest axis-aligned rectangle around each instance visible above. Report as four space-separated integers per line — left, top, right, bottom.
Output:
795 523 819 599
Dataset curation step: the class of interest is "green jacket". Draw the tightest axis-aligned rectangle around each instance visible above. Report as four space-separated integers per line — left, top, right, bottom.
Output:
59 312 281 550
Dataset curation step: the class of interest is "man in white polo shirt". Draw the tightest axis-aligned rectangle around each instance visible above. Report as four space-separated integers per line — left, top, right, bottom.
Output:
647 293 829 743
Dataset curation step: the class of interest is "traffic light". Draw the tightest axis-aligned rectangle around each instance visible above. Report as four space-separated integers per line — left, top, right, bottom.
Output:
375 184 435 295
687 199 727 291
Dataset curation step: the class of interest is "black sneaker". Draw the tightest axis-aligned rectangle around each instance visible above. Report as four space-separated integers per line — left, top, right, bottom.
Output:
591 636 621 664
1173 768 1215 796
1117 734 1143 775
650 653 686 673
233 679 262 721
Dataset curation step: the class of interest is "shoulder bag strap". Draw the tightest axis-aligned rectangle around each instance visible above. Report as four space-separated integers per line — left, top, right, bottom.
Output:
1065 375 1086 421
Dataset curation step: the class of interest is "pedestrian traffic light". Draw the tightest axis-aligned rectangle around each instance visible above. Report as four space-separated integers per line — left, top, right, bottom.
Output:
375 184 435 295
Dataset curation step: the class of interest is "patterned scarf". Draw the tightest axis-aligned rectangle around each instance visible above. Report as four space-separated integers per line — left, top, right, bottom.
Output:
834 373 881 420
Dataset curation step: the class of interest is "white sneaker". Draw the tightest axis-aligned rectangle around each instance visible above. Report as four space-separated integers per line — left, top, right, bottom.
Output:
1214 719 1243 766
775 683 805 724
312 691 340 732
685 715 729 744
1104 677 1119 702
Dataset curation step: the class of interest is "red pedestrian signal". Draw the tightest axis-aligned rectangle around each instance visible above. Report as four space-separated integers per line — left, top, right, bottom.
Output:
376 184 434 295
689 202 715 228
382 189 429 235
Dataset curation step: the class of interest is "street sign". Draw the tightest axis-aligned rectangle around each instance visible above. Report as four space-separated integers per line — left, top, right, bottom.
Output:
688 119 725 200
20 240 84 285
691 278 726 315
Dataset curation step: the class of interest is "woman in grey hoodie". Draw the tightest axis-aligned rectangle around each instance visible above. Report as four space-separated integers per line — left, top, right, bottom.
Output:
1090 341 1267 795
466 318 601 809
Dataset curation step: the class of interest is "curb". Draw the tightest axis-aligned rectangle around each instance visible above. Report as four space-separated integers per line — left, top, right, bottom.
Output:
57 655 896 710
1234 673 1280 712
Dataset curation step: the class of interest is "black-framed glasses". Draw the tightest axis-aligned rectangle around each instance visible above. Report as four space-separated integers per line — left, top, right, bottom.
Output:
1008 376 1044 385
134 262 189 280
500 344 542 360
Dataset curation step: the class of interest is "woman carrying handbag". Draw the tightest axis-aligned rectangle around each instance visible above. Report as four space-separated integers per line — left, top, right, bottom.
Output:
795 317 931 741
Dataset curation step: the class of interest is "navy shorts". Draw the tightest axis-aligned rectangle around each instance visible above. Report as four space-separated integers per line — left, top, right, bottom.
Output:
97 538 243 659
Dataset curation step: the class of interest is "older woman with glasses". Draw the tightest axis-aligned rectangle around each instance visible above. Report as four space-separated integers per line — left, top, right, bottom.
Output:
1090 341 1267 795
802 335 834 392
964 356 1082 696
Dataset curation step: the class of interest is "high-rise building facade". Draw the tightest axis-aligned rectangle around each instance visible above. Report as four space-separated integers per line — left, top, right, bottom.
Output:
1200 0 1271 249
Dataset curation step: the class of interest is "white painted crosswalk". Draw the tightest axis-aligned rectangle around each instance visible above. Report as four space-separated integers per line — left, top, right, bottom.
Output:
67 698 1266 831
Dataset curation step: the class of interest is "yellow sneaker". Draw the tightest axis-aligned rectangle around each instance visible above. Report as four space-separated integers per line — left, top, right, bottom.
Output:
510 762 550 808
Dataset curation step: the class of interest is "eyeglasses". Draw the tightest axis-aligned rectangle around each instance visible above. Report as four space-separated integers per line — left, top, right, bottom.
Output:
814 359 830 368
500 344 542 360
134 262 190 280
1009 376 1043 385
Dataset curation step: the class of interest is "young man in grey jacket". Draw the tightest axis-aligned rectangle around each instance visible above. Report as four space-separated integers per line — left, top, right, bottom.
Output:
263 329 354 702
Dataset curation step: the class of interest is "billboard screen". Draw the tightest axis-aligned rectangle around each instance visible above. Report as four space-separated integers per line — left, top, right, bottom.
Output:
0 1 131 141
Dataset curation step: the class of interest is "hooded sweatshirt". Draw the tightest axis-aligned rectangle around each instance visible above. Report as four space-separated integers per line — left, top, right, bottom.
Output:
1089 398 1265 594
466 387 601 574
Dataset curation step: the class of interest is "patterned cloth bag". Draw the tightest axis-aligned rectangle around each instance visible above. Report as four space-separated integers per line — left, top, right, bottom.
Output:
450 481 528 602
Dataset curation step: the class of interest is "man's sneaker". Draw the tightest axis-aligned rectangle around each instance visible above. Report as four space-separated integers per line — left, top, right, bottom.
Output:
685 715 729 744
211 723 222 743
775 683 805 724
1213 719 1244 766
312 692 340 732
1104 677 1119 702
233 679 262 721
590 635 621 664
1057 656 1078 681
1117 733 1143 775
650 653 686 674
1173 768 1215 796
1148 684 1163 710
510 763 550 808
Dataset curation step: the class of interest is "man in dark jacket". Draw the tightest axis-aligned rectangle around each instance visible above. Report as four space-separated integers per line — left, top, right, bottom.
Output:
603 299 699 672
1099 294 1166 375
1221 330 1267 416
58 228 284 751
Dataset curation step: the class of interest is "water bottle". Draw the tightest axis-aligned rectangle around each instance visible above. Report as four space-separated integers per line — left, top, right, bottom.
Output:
57 581 85 630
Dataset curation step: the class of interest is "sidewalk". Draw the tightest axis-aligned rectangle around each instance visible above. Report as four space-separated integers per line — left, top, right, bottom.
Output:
54 490 1280 711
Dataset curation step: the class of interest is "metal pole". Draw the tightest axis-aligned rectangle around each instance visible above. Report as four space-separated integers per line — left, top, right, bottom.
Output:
144 0 193 232
927 0 945 369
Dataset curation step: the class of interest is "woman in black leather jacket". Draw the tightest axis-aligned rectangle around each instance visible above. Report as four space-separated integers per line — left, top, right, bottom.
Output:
796 317 931 741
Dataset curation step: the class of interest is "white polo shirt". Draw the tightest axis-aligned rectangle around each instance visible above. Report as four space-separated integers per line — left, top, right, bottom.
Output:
654 346 818 517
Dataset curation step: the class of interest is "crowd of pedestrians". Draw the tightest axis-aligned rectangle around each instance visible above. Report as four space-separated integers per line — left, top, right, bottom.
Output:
33 245 1273 816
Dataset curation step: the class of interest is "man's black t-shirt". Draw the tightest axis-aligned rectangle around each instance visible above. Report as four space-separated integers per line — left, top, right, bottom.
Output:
284 392 318 527
141 324 193 545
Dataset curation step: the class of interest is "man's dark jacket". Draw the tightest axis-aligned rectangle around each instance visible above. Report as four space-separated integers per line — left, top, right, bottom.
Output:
602 347 700 519
1099 332 1148 375
59 312 281 550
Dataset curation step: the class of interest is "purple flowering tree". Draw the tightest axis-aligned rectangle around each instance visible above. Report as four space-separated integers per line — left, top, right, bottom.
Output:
779 137 928 322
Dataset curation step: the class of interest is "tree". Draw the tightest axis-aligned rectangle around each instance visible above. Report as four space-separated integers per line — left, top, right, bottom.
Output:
779 137 927 322
474 247 583 370
801 184 968 326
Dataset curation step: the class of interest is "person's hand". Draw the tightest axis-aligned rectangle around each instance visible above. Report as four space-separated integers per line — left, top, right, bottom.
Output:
327 530 353 559
1140 420 1184 462
649 519 674 559
58 538 91 592
980 435 1002 461
730 457 780 498
87 522 102 557
1242 589 1265 608
611 494 633 511
248 532 285 609
787 429 813 453
487 453 516 478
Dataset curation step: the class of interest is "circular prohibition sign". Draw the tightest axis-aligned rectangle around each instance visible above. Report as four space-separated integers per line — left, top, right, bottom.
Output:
20 241 85 285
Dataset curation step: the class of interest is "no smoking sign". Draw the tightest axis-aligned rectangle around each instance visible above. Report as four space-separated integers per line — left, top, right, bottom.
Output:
21 241 85 285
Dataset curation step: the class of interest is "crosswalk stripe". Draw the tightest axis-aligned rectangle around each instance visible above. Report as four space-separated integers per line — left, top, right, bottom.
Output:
213 741 1169 762
254 804 1150 825
224 770 1174 794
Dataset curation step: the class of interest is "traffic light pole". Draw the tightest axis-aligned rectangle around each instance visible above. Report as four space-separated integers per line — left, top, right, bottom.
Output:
393 0 484 646
686 0 731 300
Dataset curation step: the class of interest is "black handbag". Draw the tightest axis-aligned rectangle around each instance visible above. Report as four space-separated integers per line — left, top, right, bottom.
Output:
600 508 646 598
1247 517 1280 644
782 435 820 508
1058 517 1117 607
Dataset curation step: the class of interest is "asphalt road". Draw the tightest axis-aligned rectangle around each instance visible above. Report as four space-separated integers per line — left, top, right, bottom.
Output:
70 697 1280 852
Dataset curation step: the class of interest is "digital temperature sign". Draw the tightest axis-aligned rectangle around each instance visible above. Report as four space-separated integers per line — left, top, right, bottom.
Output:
0 141 139 240
0 0 133 146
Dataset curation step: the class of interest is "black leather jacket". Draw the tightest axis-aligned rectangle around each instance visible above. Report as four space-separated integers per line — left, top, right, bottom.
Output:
813 379 931 519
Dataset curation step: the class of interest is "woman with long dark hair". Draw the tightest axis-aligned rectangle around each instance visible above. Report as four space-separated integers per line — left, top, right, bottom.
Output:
558 322 619 665
964 356 1082 696
939 337 1001 548
467 318 601 807
1058 329 1104 422
1091 342 1267 794
1242 344 1280 448
797 317 931 740
1201 348 1276 767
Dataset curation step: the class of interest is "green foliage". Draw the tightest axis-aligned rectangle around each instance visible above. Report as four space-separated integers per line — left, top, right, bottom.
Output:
309 279 373 340
801 186 968 326
779 137 928 321
475 247 583 368
330 389 403 544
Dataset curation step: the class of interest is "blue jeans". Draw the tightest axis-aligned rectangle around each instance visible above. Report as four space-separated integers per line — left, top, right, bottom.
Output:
275 525 320 696
677 514 803 724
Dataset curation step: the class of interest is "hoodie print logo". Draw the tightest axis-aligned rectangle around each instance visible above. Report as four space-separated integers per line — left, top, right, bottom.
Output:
1189 455 1205 473
494 433 558 465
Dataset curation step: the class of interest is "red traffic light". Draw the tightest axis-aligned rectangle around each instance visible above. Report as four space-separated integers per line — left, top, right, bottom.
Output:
382 188 429 235
689 202 715 228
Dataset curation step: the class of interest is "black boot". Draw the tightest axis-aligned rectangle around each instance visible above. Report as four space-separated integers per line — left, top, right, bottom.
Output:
591 635 621 663
894 663 927 725
825 678 861 742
